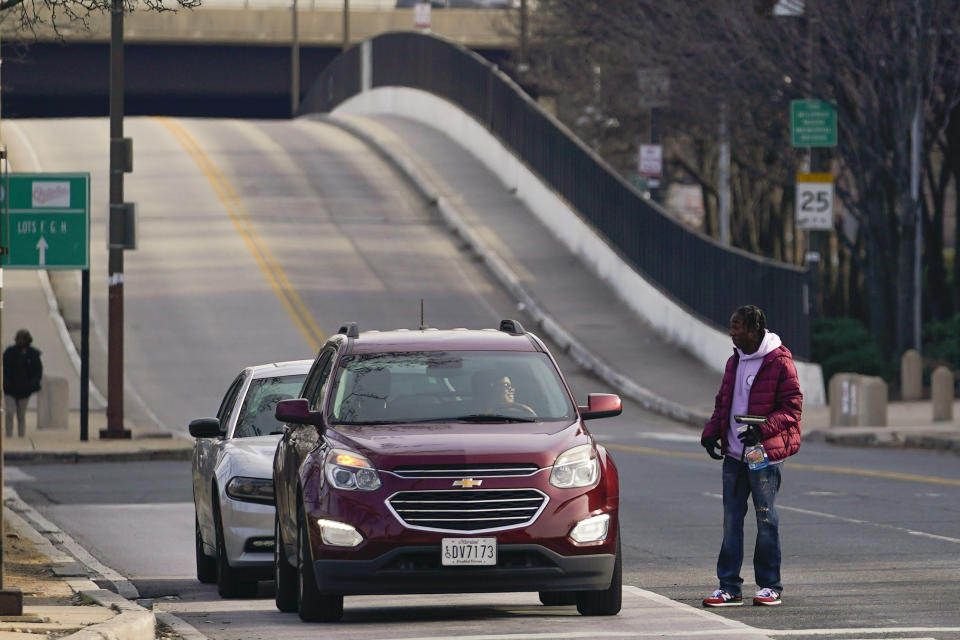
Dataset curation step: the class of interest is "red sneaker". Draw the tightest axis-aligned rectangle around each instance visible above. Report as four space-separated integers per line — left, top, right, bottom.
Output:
753 588 782 606
702 589 743 607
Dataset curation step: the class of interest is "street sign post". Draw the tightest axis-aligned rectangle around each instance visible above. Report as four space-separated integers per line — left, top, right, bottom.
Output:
795 172 834 230
2 173 90 269
790 100 837 147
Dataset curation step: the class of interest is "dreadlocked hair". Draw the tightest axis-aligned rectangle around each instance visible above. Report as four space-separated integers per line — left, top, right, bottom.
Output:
734 305 766 336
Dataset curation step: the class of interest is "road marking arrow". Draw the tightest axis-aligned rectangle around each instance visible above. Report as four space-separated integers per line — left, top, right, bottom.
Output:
36 236 48 266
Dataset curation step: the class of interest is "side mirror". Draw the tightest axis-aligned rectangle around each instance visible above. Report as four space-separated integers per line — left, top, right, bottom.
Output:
189 417 223 438
275 398 322 425
579 393 622 420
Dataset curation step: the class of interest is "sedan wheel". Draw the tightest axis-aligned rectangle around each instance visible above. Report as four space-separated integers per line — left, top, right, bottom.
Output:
297 506 343 622
214 501 259 599
275 514 298 612
195 514 216 584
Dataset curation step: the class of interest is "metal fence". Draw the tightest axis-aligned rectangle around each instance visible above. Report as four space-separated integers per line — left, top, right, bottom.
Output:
299 32 812 359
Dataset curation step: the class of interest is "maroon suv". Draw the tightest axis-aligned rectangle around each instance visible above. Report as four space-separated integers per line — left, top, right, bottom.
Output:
272 320 623 622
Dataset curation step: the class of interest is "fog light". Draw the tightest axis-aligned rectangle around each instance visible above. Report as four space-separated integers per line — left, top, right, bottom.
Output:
569 514 610 543
317 519 363 547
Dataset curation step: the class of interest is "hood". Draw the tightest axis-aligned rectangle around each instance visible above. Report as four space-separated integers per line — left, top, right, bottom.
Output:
324 420 588 470
220 434 281 480
737 330 782 361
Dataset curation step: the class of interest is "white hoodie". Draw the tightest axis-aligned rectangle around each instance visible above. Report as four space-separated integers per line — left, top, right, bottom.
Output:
725 330 782 461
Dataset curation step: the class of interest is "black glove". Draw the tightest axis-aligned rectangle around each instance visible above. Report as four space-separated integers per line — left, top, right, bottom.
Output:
701 436 723 460
737 424 763 447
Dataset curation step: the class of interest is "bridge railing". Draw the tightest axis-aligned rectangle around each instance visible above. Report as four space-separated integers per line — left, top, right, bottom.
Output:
299 32 812 359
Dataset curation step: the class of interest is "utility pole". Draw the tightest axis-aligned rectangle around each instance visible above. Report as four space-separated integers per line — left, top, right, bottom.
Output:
0 28 24 618
342 0 350 51
291 0 300 115
104 0 133 439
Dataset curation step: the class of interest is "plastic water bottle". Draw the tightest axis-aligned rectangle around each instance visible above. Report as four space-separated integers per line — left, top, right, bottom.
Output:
738 425 769 471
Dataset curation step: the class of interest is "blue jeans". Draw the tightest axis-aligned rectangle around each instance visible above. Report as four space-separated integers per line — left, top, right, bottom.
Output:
717 456 783 595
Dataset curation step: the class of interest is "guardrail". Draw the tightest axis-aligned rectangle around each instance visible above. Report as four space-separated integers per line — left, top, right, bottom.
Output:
299 32 812 358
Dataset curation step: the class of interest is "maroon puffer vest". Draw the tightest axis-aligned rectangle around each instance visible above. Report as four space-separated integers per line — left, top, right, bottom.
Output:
701 345 803 462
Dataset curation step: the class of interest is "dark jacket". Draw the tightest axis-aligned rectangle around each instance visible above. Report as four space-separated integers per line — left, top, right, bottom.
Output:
3 345 43 399
701 344 803 462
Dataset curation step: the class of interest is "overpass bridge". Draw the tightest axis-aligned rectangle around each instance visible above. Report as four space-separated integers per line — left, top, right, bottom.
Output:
0 3 516 117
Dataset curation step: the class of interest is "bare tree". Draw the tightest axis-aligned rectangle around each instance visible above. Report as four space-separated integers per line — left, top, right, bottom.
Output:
0 0 200 34
523 0 960 358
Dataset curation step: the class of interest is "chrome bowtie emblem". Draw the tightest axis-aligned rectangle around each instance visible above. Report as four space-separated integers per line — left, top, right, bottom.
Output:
453 478 482 488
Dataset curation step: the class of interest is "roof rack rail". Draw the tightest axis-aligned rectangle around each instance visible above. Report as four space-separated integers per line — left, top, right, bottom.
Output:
337 322 360 339
498 319 525 335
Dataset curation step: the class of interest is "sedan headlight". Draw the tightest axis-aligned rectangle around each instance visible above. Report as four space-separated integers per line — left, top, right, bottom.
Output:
225 476 274 505
549 444 599 488
324 448 382 491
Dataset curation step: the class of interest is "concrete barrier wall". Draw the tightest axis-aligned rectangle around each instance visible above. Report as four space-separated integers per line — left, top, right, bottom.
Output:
336 86 827 406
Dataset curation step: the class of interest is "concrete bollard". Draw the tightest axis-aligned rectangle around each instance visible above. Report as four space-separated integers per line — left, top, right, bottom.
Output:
931 366 954 422
829 373 888 427
829 373 859 427
901 349 923 400
36 376 69 430
859 376 888 427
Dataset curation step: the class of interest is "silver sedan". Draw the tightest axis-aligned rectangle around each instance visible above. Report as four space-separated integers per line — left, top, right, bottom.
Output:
190 360 311 598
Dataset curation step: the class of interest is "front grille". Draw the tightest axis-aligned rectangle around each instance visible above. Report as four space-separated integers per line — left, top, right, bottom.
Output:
390 463 540 479
387 489 548 532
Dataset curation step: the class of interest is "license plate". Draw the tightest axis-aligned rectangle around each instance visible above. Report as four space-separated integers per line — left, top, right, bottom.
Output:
441 537 497 566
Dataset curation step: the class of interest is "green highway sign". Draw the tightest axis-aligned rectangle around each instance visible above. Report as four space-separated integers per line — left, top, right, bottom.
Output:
790 99 837 147
2 173 90 270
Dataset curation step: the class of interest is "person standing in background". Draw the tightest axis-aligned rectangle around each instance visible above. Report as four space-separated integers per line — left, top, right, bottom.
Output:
4 329 43 437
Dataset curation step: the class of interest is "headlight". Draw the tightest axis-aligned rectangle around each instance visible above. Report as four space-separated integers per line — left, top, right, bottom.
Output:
324 448 382 491
569 513 610 543
549 444 599 488
225 476 274 505
316 519 364 547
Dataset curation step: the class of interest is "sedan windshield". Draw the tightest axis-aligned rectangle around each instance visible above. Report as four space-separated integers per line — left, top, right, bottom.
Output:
234 374 307 437
329 351 576 424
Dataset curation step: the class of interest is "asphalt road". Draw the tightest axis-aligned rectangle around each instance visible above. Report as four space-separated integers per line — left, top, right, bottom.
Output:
9 435 960 639
5 116 960 638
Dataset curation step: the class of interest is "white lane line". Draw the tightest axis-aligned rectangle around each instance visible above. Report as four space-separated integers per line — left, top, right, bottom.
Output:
704 492 960 544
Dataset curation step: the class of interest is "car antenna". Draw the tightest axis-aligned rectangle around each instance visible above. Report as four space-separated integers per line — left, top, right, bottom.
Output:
419 298 429 330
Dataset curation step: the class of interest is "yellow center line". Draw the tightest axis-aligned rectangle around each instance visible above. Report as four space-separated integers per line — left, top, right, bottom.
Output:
603 442 960 487
154 117 325 352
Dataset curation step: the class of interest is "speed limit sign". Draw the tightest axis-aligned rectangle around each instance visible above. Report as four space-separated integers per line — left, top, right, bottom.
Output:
795 173 834 231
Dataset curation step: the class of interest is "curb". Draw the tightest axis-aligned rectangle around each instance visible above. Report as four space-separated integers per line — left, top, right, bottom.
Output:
66 590 155 640
319 113 711 429
4 489 156 640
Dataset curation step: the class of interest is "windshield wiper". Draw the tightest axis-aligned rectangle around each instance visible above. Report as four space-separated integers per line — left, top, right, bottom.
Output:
454 414 537 423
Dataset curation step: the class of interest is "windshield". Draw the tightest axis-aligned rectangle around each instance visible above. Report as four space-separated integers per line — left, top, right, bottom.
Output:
329 351 576 424
234 374 307 437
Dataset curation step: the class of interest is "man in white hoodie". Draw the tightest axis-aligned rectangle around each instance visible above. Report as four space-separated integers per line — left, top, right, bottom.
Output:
700 305 803 608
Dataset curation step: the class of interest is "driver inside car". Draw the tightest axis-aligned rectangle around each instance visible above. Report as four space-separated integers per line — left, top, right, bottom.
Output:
473 371 536 417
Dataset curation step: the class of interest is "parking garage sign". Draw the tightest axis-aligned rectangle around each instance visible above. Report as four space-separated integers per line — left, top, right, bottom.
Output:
1 173 90 269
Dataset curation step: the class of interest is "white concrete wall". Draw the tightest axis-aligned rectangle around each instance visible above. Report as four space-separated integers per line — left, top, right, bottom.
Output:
336 86 826 406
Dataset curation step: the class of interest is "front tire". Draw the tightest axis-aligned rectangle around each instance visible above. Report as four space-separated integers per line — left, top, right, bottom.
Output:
214 500 259 599
576 532 622 616
297 506 343 622
195 514 216 584
275 514 298 612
